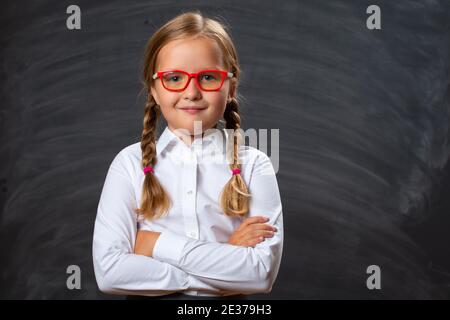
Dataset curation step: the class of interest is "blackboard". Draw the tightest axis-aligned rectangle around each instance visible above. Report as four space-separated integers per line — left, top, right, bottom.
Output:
0 0 449 299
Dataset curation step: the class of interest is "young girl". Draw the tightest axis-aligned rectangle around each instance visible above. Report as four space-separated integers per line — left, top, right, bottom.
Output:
93 11 283 298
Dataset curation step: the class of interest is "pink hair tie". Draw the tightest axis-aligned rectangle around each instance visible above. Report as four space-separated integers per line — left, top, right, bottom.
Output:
232 168 241 175
143 166 154 174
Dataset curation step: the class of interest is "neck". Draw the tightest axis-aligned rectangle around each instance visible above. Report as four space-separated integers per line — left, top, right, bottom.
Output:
168 125 206 147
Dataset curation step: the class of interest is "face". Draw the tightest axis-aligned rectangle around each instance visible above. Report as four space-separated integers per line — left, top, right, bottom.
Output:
150 36 234 141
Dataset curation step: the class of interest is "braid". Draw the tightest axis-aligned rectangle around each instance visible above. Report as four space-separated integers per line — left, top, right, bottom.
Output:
220 98 251 217
134 94 171 220
141 95 158 168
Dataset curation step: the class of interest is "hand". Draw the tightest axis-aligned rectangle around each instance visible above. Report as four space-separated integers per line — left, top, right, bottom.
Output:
134 230 161 257
227 216 277 248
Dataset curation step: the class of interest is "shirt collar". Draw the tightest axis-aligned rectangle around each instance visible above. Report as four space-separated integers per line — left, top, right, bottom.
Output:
156 126 228 156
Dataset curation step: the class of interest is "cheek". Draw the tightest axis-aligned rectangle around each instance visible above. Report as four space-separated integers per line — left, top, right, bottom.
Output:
207 91 227 107
157 89 178 109
157 92 180 122
205 93 227 117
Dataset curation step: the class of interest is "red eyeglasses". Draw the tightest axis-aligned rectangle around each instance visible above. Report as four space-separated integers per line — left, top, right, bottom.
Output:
152 69 234 92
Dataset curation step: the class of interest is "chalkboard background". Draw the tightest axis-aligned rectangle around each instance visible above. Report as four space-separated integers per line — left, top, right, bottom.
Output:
1 0 449 299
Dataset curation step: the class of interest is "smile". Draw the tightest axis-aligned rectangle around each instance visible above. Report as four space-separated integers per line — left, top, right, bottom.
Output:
179 107 207 114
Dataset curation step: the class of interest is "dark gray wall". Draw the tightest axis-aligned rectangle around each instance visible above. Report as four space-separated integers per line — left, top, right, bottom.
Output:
1 0 449 299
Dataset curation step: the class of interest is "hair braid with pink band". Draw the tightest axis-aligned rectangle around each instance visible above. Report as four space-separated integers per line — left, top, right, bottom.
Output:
144 166 240 176
143 166 154 174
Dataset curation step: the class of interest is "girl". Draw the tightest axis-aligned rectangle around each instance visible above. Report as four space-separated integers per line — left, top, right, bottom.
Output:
93 11 283 298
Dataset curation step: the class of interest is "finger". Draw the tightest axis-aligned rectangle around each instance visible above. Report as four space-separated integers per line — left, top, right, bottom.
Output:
248 223 277 232
242 230 274 243
255 230 275 238
240 216 269 229
243 236 265 248
243 230 275 239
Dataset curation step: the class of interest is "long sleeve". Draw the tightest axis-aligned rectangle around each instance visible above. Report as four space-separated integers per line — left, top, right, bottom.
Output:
92 154 190 295
152 152 284 294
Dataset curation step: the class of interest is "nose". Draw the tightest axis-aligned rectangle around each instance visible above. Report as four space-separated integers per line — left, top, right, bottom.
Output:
183 76 202 100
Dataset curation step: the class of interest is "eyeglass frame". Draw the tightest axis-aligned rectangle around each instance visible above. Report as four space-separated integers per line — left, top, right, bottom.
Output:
152 69 234 92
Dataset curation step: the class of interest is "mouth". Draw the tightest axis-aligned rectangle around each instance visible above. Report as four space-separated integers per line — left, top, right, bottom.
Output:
178 106 207 114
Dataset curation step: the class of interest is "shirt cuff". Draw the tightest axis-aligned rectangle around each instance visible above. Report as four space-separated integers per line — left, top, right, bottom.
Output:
153 229 189 267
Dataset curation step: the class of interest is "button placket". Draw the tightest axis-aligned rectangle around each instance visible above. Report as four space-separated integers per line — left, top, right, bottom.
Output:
181 147 199 239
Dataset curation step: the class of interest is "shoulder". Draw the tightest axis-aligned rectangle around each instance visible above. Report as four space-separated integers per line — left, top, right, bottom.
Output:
238 145 277 177
109 141 142 182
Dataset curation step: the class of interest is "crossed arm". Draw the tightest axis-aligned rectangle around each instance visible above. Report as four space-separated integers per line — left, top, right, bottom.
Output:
134 215 278 257
93 153 283 296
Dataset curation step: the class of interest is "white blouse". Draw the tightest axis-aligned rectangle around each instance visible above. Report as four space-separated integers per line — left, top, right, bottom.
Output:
92 126 284 297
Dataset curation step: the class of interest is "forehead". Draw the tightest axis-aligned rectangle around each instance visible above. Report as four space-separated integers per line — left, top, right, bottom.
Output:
156 37 225 71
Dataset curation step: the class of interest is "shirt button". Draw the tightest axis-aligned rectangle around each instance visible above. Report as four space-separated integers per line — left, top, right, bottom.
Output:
187 190 193 195
189 231 197 238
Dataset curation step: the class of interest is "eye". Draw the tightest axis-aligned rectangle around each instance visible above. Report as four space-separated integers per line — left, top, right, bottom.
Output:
162 72 183 82
167 75 180 82
200 72 219 81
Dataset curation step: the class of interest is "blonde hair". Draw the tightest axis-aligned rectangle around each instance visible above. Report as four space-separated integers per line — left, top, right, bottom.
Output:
135 11 250 221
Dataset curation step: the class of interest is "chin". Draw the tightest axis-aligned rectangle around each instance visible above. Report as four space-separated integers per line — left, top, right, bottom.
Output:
180 120 216 135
